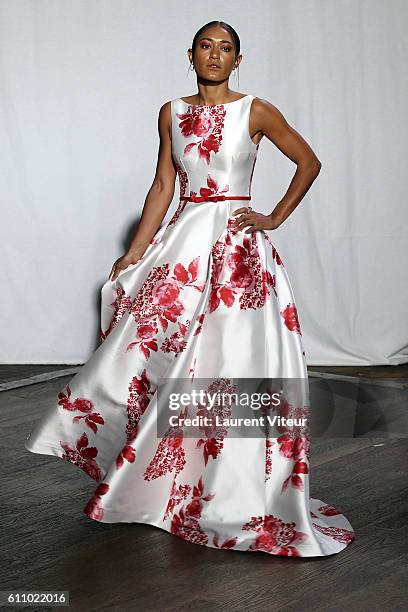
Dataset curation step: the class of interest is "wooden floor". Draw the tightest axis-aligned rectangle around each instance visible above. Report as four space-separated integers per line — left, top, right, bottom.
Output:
1 365 407 611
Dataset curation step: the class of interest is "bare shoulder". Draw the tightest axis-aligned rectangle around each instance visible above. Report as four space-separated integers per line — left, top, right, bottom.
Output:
157 100 172 139
251 97 321 165
158 100 172 118
251 97 289 126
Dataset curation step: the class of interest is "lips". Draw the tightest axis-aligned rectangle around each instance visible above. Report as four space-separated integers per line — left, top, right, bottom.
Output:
207 64 221 69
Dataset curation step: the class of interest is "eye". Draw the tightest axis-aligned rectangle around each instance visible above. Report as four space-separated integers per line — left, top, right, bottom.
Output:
200 44 210 49
222 46 232 52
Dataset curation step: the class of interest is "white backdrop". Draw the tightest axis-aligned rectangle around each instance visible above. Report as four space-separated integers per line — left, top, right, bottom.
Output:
1 0 407 365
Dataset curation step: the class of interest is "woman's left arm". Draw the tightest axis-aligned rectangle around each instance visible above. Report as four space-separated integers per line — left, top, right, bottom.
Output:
232 97 322 233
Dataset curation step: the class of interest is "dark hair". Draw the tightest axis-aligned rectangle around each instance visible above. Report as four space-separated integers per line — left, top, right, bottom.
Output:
191 21 240 60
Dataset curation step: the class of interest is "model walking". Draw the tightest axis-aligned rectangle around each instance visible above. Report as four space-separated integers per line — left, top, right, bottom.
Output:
25 21 355 557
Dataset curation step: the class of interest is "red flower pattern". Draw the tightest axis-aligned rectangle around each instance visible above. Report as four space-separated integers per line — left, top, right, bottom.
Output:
143 407 187 481
160 320 190 356
58 384 105 434
125 368 156 445
193 312 206 337
101 286 133 341
281 303 302 334
126 319 159 360
167 164 189 227
115 444 136 470
312 523 355 544
264 233 284 266
195 378 236 465
260 389 310 494
242 514 308 556
127 258 204 361
188 174 229 203
265 437 274 482
83 483 110 520
176 105 226 164
317 504 341 517
163 476 192 521
60 432 102 481
212 534 238 549
208 231 276 314
170 476 215 545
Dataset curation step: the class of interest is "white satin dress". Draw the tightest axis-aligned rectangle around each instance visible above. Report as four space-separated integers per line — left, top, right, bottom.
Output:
25 94 355 557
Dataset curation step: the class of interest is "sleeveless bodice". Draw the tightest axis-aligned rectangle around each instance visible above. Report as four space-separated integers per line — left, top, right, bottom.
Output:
171 94 259 200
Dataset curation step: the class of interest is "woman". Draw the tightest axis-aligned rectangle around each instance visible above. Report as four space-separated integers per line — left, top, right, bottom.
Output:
25 20 355 557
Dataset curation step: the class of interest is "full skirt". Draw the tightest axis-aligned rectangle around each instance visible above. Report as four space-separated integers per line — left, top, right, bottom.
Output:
25 199 355 557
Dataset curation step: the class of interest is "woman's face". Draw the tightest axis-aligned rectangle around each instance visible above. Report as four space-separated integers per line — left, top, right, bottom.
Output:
189 26 241 81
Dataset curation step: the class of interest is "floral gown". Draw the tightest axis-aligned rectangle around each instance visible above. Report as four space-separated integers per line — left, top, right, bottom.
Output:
25 94 355 557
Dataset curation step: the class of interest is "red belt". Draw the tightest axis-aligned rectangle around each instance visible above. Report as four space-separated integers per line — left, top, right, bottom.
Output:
180 194 251 203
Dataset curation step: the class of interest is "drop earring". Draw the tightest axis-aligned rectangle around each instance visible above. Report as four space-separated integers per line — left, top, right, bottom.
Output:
233 65 239 87
185 62 195 78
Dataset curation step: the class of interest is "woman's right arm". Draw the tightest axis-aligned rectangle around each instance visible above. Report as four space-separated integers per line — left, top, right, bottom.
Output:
109 101 176 281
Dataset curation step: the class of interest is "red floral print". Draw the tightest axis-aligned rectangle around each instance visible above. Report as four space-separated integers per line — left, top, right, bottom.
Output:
176 105 226 164
125 368 156 445
212 534 238 549
57 384 105 434
189 174 229 203
126 319 159 359
281 303 302 334
193 313 206 336
131 264 182 329
312 523 355 544
115 443 136 470
278 435 310 462
196 437 225 465
272 246 283 265
208 237 229 311
277 427 310 494
228 235 276 309
264 233 284 266
115 367 153 470
83 482 110 520
274 397 309 436
281 458 309 493
167 163 189 227
209 232 276 313
259 392 311 494
170 476 215 545
195 378 236 465
160 320 190 356
127 258 204 361
317 504 341 517
101 286 133 341
257 393 276 482
143 408 187 481
60 432 102 481
265 437 274 482
168 200 188 227
130 259 203 331
163 476 192 521
176 162 188 197
242 514 308 556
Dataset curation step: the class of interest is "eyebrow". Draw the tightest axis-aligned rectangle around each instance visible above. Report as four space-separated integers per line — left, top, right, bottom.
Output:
199 37 233 44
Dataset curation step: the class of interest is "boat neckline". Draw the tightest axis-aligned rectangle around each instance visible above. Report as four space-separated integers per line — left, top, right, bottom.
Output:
179 94 251 107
